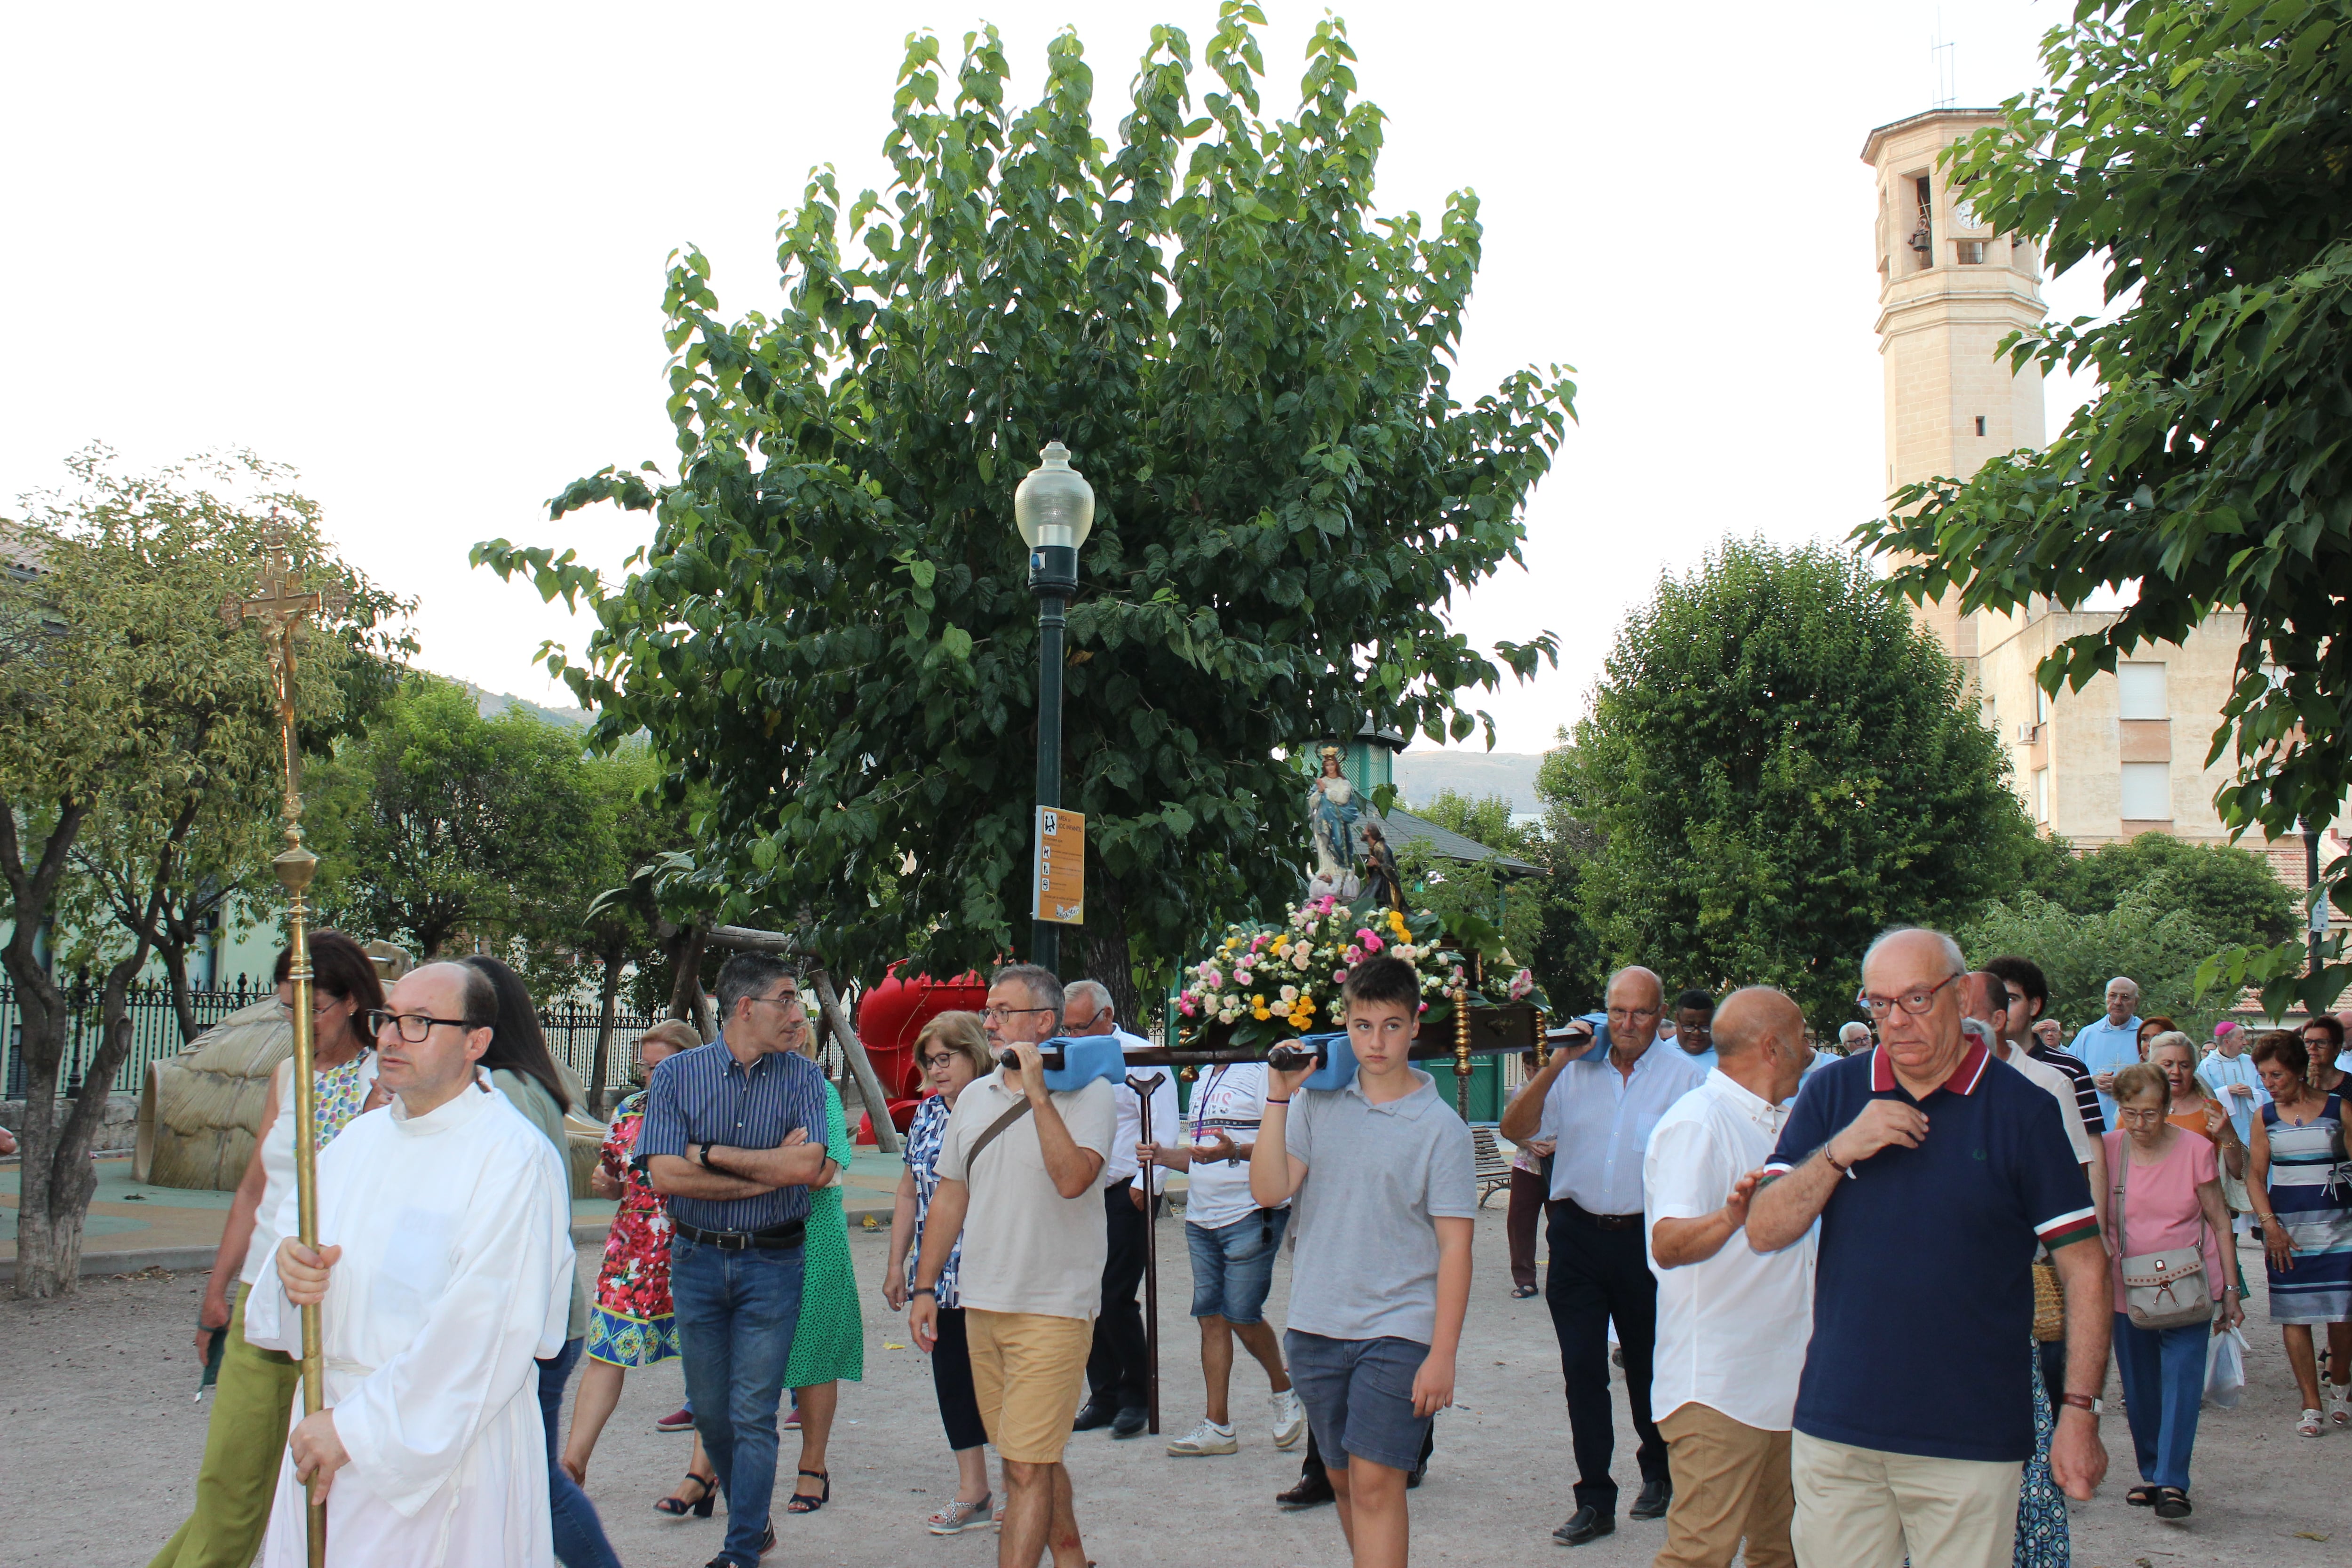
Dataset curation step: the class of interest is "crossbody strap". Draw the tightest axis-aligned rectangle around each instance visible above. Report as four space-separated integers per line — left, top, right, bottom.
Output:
964 1097 1036 1170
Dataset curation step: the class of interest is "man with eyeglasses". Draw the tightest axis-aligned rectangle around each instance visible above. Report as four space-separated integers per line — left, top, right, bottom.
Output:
243 961 574 1568
907 962 1117 1568
637 951 834 1568
1749 928 2109 1568
1063 979 1183 1443
1499 965 1702 1547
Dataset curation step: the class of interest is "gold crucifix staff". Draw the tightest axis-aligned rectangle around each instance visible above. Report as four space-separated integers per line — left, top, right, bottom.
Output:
222 512 346 1568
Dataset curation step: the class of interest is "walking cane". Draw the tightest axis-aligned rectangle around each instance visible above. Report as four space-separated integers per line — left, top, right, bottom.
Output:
1128 1072 1168 1438
225 518 345 1568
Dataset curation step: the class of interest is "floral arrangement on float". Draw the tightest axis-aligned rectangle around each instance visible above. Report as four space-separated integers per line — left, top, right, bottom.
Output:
1175 895 1542 1051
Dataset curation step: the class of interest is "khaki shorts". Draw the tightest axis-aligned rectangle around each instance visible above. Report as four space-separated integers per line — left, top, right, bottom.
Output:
966 1307 1093 1464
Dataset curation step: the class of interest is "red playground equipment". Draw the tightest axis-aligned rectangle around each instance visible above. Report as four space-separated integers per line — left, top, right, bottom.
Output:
851 965 988 1142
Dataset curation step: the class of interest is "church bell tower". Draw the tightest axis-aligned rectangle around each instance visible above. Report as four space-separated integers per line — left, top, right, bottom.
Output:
1861 109 2049 682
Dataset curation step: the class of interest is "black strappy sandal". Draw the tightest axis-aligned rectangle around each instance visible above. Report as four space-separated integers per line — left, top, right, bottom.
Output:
786 1469 830 1514
2153 1486 2192 1520
2125 1483 2158 1506
655 1471 718 1518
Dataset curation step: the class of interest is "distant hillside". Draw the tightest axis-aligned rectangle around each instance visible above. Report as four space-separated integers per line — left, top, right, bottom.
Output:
1392 749 1549 814
451 678 593 730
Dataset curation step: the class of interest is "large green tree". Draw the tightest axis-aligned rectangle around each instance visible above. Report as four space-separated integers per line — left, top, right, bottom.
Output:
477 8 1574 1017
305 675 601 964
1856 0 2352 1014
0 451 404 1297
1562 539 2034 1024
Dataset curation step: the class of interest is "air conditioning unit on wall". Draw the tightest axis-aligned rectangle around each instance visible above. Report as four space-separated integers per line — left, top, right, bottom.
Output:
2015 722 2039 744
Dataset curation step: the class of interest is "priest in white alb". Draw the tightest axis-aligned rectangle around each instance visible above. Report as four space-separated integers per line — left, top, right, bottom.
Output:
245 960 573 1567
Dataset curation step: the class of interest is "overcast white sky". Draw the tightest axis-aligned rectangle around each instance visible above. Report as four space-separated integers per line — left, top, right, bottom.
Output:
0 1 2105 754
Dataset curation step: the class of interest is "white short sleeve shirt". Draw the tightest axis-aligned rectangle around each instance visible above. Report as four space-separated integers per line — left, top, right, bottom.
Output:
1644 1070 1815 1432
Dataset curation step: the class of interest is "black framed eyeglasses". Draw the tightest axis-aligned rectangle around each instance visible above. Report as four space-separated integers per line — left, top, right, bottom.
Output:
365 1008 471 1044
1855 972 1962 1018
982 1005 1053 1024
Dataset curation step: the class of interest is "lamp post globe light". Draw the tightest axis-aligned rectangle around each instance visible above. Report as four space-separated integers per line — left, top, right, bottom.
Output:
1013 440 1094 973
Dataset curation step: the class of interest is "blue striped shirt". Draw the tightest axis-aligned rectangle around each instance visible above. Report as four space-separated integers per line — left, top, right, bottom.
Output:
636 1037 830 1234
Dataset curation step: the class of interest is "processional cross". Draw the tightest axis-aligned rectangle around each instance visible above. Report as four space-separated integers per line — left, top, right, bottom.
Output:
222 512 346 1568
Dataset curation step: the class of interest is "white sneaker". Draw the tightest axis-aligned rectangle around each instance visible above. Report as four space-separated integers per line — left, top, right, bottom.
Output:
1271 1389 1306 1450
1166 1418 1239 1456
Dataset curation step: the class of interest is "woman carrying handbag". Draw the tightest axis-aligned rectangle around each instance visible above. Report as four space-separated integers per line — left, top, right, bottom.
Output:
2104 1063 2241 1521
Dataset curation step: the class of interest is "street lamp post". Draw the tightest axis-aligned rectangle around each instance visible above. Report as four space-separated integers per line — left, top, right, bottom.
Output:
1015 440 1095 974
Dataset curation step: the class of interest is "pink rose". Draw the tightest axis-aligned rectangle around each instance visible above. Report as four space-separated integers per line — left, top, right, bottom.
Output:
1418 1001 1430 1012
1345 945 1364 964
1362 932 1385 953
1178 996 1197 1017
1333 969 1349 984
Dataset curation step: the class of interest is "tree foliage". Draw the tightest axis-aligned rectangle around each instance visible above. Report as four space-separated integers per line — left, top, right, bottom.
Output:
1400 788 1545 986
475 7 1574 1000
1854 0 2352 1012
1561 539 2034 1025
305 675 603 966
2022 829 2296 950
1961 888 2228 1041
0 450 405 1297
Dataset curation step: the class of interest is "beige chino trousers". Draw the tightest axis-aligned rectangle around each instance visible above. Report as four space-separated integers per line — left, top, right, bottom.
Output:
1653 1401 1796 1568
1790 1431 2023 1568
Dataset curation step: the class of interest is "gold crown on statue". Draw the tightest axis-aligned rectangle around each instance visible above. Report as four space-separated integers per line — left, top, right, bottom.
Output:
1319 746 1341 759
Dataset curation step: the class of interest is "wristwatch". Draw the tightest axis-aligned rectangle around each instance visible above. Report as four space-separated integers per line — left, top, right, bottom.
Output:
2059 1393 2103 1415
910 1285 937 1299
696 1142 718 1171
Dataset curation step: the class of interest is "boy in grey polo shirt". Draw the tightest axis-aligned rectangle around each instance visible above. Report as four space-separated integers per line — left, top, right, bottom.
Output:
1250 955 1477 1567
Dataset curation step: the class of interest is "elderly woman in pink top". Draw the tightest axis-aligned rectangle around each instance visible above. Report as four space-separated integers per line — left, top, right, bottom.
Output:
2103 1061 2241 1520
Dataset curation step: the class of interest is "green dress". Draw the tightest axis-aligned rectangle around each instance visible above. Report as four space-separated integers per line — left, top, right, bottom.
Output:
785 1082 865 1385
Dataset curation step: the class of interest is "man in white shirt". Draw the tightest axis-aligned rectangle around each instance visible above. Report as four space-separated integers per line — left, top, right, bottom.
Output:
1501 965 1705 1547
1136 1053 1308 1457
1064 979 1178 1441
248 962 573 1568
1644 986 1814 1568
2070 976 2144 1126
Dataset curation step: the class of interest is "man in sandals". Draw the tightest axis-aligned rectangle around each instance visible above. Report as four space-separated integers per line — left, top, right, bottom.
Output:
907 963 1117 1568
1749 928 2110 1567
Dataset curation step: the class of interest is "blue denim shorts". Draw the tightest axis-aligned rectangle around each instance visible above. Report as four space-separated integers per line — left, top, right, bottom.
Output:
1283 1329 1432 1473
1184 1207 1290 1325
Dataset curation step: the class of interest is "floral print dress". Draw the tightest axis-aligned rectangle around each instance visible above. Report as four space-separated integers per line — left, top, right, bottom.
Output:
584 1089 682 1367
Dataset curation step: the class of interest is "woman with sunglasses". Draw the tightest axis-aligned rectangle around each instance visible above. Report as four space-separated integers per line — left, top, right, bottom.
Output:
149 932 385 1568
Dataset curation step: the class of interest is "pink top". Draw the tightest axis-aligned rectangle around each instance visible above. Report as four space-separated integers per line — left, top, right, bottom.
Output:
2102 1128 2227 1312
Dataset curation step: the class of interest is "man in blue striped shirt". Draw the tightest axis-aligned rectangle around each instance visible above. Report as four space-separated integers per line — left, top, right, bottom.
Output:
641 952 833 1568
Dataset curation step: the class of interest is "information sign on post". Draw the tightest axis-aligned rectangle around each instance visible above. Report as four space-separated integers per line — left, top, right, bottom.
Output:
1033 806 1086 925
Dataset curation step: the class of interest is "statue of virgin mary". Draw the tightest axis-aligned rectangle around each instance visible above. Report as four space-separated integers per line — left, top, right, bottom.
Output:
1307 747 1359 882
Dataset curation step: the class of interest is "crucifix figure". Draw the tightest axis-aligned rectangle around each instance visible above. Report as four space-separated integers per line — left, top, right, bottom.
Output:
221 510 346 1568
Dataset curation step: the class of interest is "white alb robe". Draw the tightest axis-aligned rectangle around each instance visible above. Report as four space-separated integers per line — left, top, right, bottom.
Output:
246 1069 573 1568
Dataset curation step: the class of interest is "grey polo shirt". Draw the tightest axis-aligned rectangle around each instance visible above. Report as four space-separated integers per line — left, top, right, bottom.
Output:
1283 1068 1477 1345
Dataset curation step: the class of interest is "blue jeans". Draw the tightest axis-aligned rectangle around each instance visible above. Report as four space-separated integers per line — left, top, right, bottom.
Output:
1284 1329 1432 1474
1185 1207 1290 1325
535 1337 623 1568
671 1237 805 1567
2112 1312 2206 1490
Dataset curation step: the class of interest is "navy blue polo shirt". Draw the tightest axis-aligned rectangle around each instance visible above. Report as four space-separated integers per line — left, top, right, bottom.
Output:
1764 1042 2098 1463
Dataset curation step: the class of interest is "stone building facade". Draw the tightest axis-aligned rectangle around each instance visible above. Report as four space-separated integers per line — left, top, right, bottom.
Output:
1862 109 2349 874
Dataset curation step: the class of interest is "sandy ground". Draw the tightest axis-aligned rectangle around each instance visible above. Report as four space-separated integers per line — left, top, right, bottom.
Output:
5 1210 2348 1567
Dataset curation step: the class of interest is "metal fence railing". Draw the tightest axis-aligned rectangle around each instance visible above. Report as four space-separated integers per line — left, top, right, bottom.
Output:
0 981 677 1106
1 977 276 1101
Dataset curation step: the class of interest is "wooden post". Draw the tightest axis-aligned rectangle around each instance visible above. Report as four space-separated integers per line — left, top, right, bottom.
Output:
1128 1071 1167 1436
809 969 903 1155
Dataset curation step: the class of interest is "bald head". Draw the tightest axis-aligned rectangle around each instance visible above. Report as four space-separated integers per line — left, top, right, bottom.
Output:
1605 966 1665 1050
1714 987 1804 1060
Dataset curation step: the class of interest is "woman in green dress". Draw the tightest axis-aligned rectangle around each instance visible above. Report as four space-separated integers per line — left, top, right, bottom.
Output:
782 996 864 1512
